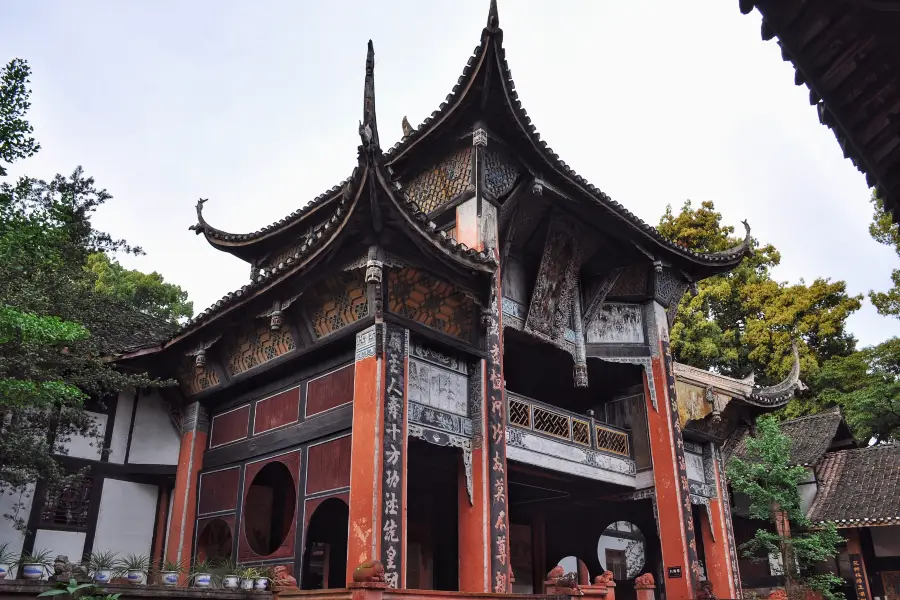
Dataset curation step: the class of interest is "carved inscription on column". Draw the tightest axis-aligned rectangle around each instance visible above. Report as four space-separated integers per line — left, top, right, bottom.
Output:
486 273 510 593
662 339 702 588
381 325 407 589
714 445 742 598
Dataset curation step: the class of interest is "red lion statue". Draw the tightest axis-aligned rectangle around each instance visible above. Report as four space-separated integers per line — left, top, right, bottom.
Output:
272 565 298 590
634 573 655 588
353 559 386 583
594 571 615 585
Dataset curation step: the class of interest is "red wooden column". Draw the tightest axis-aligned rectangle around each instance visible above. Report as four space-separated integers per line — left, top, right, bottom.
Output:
846 528 873 600
701 445 741 598
347 324 384 582
646 303 700 600
164 401 208 576
455 125 507 593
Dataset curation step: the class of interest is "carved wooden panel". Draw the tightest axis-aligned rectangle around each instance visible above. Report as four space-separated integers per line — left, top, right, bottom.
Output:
305 435 352 495
209 405 250 448
585 303 644 344
483 150 520 199
608 265 647 297
408 359 468 417
238 451 300 562
306 273 369 339
198 467 240 515
253 387 301 435
387 267 475 342
404 147 473 214
224 321 296 376
524 212 580 344
178 358 221 396
305 364 355 417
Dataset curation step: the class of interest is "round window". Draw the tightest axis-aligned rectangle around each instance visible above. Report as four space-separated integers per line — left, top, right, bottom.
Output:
244 462 296 556
597 521 646 580
197 518 233 562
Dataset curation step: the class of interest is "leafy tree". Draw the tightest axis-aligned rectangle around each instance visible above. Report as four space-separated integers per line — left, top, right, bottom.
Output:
658 201 861 410
868 190 900 318
86 253 192 324
728 416 844 600
0 58 187 530
814 338 900 443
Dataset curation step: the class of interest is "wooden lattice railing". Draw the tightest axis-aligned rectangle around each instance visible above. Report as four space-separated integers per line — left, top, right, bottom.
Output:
507 393 631 458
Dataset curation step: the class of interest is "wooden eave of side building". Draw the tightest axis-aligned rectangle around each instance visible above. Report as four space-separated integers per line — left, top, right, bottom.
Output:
740 0 900 223
383 0 753 281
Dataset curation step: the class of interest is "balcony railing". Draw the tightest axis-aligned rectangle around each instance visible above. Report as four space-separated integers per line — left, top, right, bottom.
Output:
507 392 631 458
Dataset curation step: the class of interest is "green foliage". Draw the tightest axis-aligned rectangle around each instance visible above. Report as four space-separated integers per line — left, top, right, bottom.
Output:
115 553 150 573
0 59 40 176
868 190 900 319
658 200 861 415
728 416 844 600
86 253 192 324
0 58 187 531
38 578 122 600
814 338 900 443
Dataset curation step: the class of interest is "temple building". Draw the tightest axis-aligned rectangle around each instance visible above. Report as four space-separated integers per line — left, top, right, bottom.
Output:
0 3 810 600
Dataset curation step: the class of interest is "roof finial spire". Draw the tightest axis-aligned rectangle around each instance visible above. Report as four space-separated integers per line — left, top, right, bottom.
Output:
359 39 379 148
486 0 500 32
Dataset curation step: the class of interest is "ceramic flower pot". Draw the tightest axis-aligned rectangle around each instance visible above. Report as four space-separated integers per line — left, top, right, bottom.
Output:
193 573 212 587
0 564 10 579
126 570 144 584
21 564 44 580
160 571 179 586
254 577 268 590
240 577 254 590
94 569 112 583
222 575 240 589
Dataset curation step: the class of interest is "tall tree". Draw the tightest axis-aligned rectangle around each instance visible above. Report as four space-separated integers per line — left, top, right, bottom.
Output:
658 201 861 398
868 190 900 318
728 416 844 600
0 58 189 530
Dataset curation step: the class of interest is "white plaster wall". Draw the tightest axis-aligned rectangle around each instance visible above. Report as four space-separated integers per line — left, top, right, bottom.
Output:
0 485 35 577
686 452 705 482
32 530 86 579
93 479 158 557
57 411 107 461
108 391 136 465
128 391 180 465
871 525 900 557
597 523 646 578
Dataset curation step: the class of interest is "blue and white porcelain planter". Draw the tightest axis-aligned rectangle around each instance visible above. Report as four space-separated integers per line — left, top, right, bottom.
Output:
193 573 212 588
222 575 240 589
0 563 10 579
21 564 44 580
126 570 144 584
254 577 268 591
240 577 254 590
160 571 179 586
94 569 112 583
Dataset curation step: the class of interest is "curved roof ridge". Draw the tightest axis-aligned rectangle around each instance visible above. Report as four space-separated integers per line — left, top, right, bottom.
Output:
749 342 803 405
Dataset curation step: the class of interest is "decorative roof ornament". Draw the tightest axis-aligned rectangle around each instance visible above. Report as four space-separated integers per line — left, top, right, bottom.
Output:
188 198 209 234
401 116 413 138
751 342 803 404
707 219 753 260
486 0 500 33
360 39 379 149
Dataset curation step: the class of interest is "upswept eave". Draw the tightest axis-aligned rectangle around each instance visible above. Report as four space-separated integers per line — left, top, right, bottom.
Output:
748 343 804 406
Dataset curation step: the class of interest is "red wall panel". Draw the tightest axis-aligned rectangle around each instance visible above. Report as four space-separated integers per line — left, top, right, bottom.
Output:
305 435 352 495
210 405 250 448
305 365 354 417
198 467 240 515
304 493 350 530
195 514 235 562
238 451 301 562
254 387 300 435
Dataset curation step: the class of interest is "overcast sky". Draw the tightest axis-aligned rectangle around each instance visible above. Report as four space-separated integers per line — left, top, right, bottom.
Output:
3 0 899 348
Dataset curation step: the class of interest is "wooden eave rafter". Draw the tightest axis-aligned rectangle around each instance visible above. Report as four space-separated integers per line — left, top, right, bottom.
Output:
741 0 900 223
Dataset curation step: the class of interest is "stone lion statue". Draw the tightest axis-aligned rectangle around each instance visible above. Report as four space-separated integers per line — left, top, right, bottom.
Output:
352 559 386 583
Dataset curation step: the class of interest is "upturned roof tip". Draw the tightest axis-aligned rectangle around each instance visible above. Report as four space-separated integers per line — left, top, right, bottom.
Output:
360 39 379 148
487 0 500 31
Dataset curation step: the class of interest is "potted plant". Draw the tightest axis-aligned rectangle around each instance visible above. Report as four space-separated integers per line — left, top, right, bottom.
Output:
254 566 274 591
37 578 121 599
238 566 258 590
115 554 149 585
88 551 117 584
158 560 183 586
17 549 53 580
190 558 217 588
0 542 15 579
217 558 240 589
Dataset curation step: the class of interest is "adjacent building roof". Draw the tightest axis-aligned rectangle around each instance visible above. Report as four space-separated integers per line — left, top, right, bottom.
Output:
740 1 900 224
727 408 844 467
807 443 900 528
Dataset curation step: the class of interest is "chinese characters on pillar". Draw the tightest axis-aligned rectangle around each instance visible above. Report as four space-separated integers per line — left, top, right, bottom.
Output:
850 555 870 600
662 340 702 588
486 271 510 593
381 325 407 589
